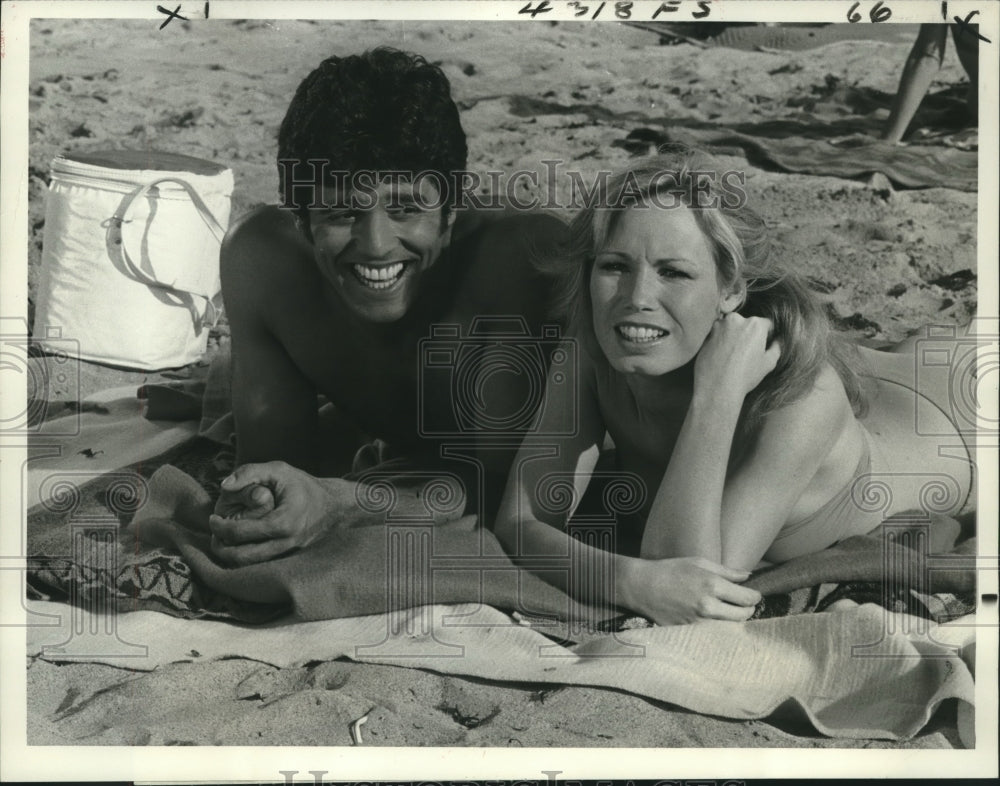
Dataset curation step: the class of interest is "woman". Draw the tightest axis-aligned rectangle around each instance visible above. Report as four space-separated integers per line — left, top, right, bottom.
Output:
494 151 976 625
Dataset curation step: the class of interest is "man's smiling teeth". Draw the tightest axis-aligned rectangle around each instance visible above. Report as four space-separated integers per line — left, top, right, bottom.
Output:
616 325 667 342
352 262 404 289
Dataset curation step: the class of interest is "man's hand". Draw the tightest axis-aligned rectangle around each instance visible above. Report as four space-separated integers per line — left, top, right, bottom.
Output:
214 482 276 521
620 556 762 626
209 461 343 566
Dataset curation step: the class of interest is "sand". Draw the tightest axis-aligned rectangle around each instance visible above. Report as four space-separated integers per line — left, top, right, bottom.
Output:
26 656 962 748
28 19 977 347
22 18 979 752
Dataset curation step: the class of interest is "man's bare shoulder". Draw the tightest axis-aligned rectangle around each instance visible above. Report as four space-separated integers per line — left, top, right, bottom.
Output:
454 207 567 253
222 205 309 272
220 205 321 325
452 208 568 317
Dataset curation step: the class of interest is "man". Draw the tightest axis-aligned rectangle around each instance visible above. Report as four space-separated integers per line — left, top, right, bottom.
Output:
209 48 562 564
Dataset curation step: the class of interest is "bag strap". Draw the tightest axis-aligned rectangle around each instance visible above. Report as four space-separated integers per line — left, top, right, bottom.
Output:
110 177 227 327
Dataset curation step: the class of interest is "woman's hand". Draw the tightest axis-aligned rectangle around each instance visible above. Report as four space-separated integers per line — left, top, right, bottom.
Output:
619 556 762 626
209 461 346 565
694 313 781 402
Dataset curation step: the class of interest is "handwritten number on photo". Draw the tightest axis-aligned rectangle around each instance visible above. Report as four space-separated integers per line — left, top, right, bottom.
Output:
847 1 892 23
870 1 892 22
568 1 606 19
615 2 633 19
518 1 553 17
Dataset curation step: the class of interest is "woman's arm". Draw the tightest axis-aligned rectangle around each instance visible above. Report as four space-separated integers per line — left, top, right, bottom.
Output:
641 315 778 564
639 382 745 563
493 345 612 598
495 347 761 623
641 314 845 570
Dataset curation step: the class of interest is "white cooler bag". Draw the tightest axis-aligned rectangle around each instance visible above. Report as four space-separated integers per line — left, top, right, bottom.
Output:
34 151 234 370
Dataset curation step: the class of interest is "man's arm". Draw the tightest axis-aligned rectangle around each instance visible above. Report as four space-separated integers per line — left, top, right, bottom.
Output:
220 209 322 471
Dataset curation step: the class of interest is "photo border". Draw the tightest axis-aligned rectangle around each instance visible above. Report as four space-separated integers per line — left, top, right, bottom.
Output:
1 0 997 781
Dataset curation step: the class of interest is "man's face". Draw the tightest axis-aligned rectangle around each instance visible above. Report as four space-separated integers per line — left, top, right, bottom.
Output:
307 177 455 323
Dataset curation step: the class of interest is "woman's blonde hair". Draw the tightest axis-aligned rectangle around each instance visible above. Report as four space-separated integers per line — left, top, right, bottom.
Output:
541 149 866 436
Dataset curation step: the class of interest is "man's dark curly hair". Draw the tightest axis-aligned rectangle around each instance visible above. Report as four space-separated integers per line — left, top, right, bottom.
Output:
277 48 468 230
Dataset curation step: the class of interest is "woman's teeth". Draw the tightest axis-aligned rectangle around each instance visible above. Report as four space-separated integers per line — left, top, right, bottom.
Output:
616 325 666 343
352 262 405 290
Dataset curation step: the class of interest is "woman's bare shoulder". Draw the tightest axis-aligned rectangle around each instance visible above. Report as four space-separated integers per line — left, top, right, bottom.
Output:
757 363 853 442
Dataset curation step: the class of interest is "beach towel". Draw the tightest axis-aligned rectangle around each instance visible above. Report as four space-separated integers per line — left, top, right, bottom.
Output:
26 350 978 628
24 594 976 742
25 385 200 514
506 69 976 191
23 372 978 742
27 463 595 624
612 123 977 192
27 336 979 620
21 459 980 744
27 456 977 627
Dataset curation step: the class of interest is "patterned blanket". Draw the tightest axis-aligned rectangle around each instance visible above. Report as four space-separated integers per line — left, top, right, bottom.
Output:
26 434 977 629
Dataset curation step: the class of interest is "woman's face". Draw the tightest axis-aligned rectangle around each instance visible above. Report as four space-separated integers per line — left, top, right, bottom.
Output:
590 201 740 377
